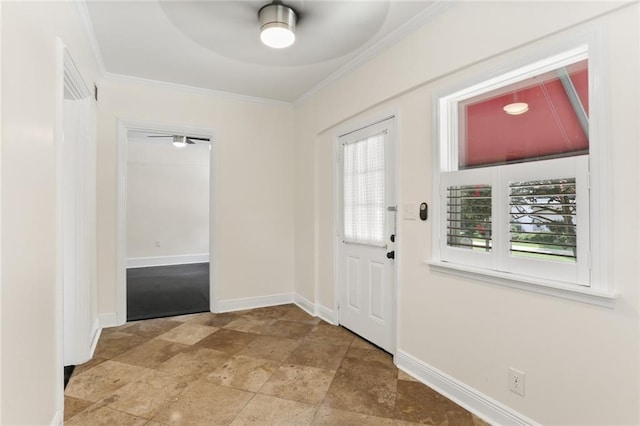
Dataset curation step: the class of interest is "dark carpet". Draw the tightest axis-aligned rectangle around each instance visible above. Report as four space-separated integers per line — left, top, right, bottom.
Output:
127 262 210 321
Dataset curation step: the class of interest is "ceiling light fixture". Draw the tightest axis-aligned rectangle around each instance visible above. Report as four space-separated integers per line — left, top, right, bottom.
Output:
259 2 297 49
503 102 529 115
172 135 187 148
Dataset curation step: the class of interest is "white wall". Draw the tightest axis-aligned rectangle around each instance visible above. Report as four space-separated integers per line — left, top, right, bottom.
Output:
294 2 639 425
97 80 295 316
0 1 4 421
127 138 209 262
0 2 101 424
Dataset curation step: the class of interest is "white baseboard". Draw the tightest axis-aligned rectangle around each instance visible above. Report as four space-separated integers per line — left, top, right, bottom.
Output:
395 350 538 426
99 291 335 327
50 409 63 426
89 318 101 358
126 254 209 268
293 294 315 316
216 293 295 313
315 304 337 325
99 312 119 328
293 294 337 325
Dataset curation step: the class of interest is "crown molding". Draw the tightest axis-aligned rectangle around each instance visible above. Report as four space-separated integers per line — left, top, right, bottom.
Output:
104 72 293 107
293 0 453 106
73 0 106 76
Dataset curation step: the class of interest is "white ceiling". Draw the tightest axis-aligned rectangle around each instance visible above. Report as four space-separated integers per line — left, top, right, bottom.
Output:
85 1 440 103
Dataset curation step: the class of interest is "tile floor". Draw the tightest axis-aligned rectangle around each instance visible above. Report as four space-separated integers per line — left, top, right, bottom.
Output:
65 304 489 425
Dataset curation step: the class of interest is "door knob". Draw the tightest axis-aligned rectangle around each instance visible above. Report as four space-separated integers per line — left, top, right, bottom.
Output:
386 251 395 259
390 234 395 243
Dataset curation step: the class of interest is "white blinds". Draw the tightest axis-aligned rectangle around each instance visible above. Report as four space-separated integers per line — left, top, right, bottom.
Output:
343 132 386 246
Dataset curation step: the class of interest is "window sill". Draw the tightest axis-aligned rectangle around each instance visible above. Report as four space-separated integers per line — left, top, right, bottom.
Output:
428 260 616 308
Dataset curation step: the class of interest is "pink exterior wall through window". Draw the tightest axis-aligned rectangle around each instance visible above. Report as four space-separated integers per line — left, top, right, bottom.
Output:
461 60 589 168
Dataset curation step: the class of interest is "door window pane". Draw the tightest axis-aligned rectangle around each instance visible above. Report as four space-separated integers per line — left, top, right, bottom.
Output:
343 133 385 246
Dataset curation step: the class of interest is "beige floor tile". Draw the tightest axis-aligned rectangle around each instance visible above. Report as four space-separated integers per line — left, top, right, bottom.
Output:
324 360 398 418
119 318 183 338
113 338 188 368
259 364 335 405
351 335 378 350
156 323 218 345
208 355 279 392
196 328 258 354
237 335 300 362
258 319 315 338
305 323 355 347
65 360 152 402
398 369 419 382
100 324 127 335
152 380 254 426
187 311 240 327
93 331 150 359
72 357 108 376
64 305 479 426
280 307 322 324
101 369 190 419
285 341 348 371
394 380 474 425
224 317 275 334
64 404 147 426
230 394 316 425
345 346 395 370
312 405 418 425
64 396 93 421
169 312 209 322
239 304 294 320
156 346 230 380
226 317 314 339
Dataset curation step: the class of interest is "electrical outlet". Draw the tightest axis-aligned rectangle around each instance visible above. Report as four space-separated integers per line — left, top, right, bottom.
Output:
154 240 161 247
508 368 525 396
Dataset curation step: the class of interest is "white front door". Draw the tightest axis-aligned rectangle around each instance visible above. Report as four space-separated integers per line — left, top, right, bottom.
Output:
337 118 395 353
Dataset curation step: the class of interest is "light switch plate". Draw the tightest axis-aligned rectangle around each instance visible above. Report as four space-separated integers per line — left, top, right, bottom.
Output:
403 203 417 220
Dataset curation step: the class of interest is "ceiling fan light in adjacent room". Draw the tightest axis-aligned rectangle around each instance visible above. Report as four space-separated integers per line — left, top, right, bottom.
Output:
172 135 187 148
503 102 529 115
259 3 296 49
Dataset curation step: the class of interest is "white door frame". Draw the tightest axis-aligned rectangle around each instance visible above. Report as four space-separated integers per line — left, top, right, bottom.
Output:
116 119 219 325
56 38 99 423
60 47 97 366
332 112 399 354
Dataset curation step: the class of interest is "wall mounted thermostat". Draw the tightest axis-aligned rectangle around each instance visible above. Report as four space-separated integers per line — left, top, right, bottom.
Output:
419 202 428 221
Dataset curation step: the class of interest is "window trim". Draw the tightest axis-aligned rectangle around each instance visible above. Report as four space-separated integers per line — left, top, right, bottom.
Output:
430 34 614 304
428 260 615 308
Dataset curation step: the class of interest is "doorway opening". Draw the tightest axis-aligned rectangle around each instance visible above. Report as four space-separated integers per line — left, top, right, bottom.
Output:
116 121 218 325
125 130 211 320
